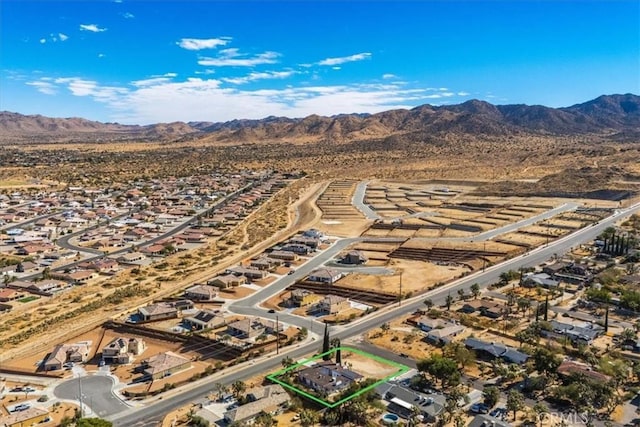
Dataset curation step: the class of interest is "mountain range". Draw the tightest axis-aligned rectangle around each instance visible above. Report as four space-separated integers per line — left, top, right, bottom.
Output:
1 94 638 144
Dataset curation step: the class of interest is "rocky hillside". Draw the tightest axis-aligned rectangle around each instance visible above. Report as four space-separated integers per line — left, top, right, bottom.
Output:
1 94 638 144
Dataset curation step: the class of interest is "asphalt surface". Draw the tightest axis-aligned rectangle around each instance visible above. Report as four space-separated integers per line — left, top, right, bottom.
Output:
352 180 380 220
109 201 640 427
54 375 130 417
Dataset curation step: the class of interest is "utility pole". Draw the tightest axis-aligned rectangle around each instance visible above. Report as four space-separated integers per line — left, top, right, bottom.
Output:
483 242 487 272
398 272 403 307
276 315 280 355
78 376 84 419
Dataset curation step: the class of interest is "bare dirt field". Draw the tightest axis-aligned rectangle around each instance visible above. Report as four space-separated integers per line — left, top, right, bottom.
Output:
340 350 402 379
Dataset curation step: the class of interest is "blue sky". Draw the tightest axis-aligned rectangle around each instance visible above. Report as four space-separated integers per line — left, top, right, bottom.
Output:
1 0 638 124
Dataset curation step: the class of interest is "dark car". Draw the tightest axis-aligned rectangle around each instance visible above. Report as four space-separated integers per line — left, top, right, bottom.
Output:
470 403 490 414
268 309 276 314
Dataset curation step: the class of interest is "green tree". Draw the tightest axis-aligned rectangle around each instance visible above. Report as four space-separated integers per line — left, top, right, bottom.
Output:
254 411 275 427
483 385 500 408
445 294 454 311
231 381 246 399
443 342 475 370
417 354 460 388
533 402 549 427
77 419 113 427
457 288 466 301
532 347 561 374
471 283 480 299
187 415 210 427
424 298 434 309
506 389 525 420
300 408 319 427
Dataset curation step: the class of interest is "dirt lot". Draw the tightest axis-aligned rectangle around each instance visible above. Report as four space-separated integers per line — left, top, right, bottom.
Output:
218 286 256 299
340 350 402 379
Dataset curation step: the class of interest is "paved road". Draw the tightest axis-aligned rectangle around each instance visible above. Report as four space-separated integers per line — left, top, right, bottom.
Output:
54 375 130 417
352 180 380 220
109 201 640 426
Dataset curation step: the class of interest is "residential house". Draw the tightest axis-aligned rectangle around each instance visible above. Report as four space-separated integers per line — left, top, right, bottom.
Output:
415 318 466 345
225 266 268 281
544 320 603 345
280 244 312 255
138 302 178 322
184 284 218 301
307 268 344 284
341 250 368 265
116 252 147 265
377 383 446 423
207 274 246 289
0 407 50 427
102 337 146 364
225 318 270 339
141 351 191 380
184 309 225 331
522 272 560 289
223 384 290 425
65 269 99 285
43 341 92 371
318 294 350 315
141 244 168 257
463 337 529 364
8 279 66 296
468 414 512 427
460 299 505 318
298 361 363 395
0 289 24 302
556 359 612 383
84 258 120 273
268 250 299 262
289 236 320 249
302 229 325 239
289 289 321 307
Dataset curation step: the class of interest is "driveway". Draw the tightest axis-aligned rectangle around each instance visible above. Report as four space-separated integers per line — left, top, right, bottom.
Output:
54 375 130 417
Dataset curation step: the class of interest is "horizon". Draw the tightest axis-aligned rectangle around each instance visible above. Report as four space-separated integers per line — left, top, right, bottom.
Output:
1 92 638 126
1 0 638 125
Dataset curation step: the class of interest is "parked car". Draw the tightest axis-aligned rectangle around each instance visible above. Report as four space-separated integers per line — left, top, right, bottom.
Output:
12 403 31 412
489 407 507 419
23 387 36 393
470 403 490 414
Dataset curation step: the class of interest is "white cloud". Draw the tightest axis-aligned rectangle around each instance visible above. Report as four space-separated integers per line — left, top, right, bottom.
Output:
198 49 279 67
195 69 216 75
332 67 341 71
80 24 107 33
382 74 397 79
121 12 135 19
26 80 57 95
53 77 127 102
457 91 470 96
39 38 46 44
177 37 230 50
317 52 371 66
25 74 468 125
98 53 106 58
222 70 296 85
58 33 69 41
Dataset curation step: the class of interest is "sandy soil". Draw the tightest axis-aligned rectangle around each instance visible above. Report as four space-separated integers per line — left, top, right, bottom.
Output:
218 286 256 299
340 350 402 379
123 361 209 394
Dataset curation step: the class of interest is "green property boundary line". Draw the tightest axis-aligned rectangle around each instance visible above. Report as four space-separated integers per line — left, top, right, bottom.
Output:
266 346 409 408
